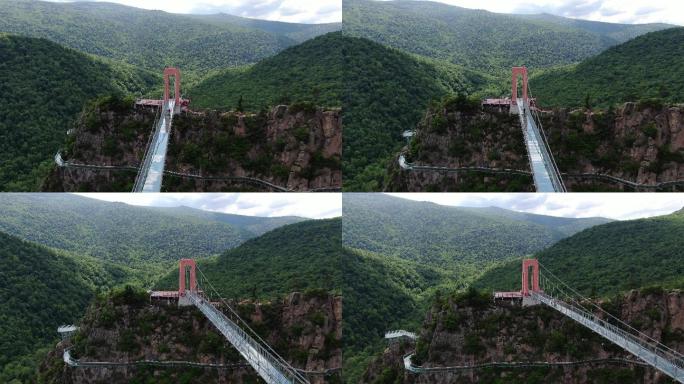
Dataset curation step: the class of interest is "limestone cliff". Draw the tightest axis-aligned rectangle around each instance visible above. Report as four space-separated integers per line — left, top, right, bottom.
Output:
387 100 684 192
38 289 342 384
42 98 341 192
362 289 684 384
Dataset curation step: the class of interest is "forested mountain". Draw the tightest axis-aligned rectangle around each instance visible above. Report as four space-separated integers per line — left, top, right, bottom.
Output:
339 35 493 190
0 194 304 270
475 208 684 297
343 0 671 75
343 194 610 273
0 34 157 191
531 28 684 108
342 247 452 382
0 231 132 383
0 0 335 72
155 218 342 300
189 32 344 111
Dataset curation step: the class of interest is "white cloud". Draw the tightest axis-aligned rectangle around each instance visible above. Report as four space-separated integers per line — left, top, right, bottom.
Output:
405 0 683 25
77 193 342 219
386 193 683 220
44 0 342 23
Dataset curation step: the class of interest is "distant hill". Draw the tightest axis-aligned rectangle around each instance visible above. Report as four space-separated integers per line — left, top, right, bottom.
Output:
343 0 672 75
0 0 336 72
0 231 131 382
189 32 345 111
155 218 342 300
0 34 157 191
531 28 684 108
0 194 304 270
343 194 611 272
474 208 684 297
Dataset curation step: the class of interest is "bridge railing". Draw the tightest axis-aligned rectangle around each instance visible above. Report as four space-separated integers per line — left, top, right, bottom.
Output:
187 291 309 384
533 291 684 381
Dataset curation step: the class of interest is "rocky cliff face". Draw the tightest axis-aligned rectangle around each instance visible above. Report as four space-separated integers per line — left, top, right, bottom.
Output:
38 289 342 384
43 98 341 192
362 289 684 384
387 100 684 192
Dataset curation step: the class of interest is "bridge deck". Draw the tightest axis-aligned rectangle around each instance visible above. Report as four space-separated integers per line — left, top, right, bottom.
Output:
517 99 562 192
533 292 684 383
186 292 308 384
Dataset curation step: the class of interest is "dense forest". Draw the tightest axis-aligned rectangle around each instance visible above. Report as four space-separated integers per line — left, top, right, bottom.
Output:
531 28 684 108
0 0 337 73
155 218 342 300
342 194 609 272
474 207 684 296
342 247 452 383
343 0 670 76
0 231 134 383
341 36 494 191
0 194 302 274
189 32 344 111
0 34 157 191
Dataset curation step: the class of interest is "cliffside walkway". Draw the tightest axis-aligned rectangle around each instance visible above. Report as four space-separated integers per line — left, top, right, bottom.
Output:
63 349 250 370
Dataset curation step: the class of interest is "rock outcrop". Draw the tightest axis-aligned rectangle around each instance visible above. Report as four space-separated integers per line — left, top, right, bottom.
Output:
38 289 342 384
362 289 684 383
387 100 684 192
43 99 341 192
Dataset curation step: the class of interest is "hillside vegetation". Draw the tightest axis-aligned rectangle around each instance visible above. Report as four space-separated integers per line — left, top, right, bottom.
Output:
155 218 342 300
340 35 493 190
475 208 684 296
189 33 344 111
0 194 303 272
0 34 157 191
531 28 684 108
0 231 135 383
343 194 610 273
343 0 671 75
0 0 336 72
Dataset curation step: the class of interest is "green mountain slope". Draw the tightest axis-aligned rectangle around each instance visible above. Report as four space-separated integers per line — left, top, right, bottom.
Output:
343 194 611 274
343 0 671 75
0 0 332 72
189 32 344 111
474 208 684 296
342 247 452 382
155 218 342 300
341 35 493 190
0 194 304 272
0 34 157 191
531 28 684 108
0 231 132 383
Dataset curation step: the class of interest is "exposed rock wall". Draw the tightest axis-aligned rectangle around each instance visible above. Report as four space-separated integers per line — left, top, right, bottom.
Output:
43 101 341 192
38 291 342 384
387 102 684 192
362 289 684 384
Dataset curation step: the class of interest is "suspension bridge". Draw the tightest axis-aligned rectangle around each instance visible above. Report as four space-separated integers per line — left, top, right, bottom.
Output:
62 259 313 384
132 67 185 193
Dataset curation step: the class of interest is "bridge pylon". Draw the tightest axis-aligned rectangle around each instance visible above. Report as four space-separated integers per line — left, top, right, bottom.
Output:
178 259 197 306
511 66 528 114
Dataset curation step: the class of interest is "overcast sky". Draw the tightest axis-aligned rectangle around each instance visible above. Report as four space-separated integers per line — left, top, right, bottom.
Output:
411 0 683 25
46 0 341 23
387 193 683 220
78 193 341 219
